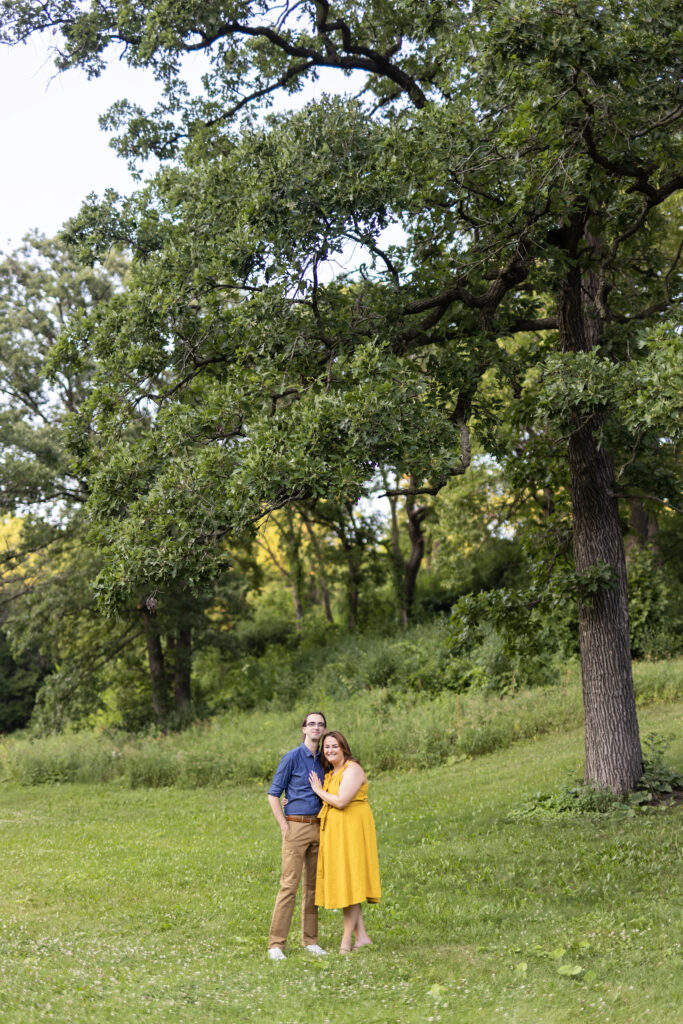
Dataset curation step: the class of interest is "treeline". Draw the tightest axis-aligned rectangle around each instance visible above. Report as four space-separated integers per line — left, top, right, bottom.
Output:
0 235 680 733
0 2 682 795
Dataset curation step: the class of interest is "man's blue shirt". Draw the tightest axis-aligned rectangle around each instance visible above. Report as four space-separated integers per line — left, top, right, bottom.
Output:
268 743 325 816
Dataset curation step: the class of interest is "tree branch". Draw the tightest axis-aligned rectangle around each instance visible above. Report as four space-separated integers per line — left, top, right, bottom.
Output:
177 13 427 109
507 316 559 333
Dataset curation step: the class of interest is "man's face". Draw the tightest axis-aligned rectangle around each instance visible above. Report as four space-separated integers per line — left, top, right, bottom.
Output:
303 715 326 743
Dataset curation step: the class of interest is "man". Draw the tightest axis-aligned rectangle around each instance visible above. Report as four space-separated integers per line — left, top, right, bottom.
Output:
266 711 328 960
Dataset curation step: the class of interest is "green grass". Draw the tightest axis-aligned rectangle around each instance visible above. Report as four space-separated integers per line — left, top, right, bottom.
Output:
0 702 680 1024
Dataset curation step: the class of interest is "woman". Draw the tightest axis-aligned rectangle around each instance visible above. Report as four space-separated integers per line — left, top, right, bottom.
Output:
308 731 381 953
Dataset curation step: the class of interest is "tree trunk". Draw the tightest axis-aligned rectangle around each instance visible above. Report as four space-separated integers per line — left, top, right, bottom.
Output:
403 480 428 628
385 485 407 628
290 580 305 629
283 515 306 630
302 516 334 624
346 553 361 631
559 266 641 794
173 625 192 710
140 605 169 723
625 499 659 559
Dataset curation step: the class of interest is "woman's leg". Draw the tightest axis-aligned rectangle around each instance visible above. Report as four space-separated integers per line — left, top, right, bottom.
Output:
353 907 372 949
341 905 361 952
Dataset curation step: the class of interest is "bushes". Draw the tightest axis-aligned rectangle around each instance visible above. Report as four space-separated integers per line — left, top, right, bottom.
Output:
627 546 683 660
196 619 561 706
0 733 121 785
3 658 681 789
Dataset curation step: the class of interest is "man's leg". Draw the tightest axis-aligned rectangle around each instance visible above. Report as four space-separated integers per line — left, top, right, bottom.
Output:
300 823 320 947
268 822 309 951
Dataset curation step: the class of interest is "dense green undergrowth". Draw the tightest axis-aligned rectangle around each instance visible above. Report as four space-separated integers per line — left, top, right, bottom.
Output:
1 658 681 789
195 618 574 714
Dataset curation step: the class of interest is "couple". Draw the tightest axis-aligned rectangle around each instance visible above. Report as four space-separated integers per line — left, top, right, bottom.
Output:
267 711 381 959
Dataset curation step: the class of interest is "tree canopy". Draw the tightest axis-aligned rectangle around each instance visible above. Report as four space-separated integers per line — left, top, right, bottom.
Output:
1 0 681 788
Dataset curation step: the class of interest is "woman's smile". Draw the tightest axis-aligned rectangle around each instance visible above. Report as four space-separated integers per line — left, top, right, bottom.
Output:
323 740 342 765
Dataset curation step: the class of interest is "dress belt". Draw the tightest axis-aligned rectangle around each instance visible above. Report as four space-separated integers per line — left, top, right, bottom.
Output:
285 814 320 823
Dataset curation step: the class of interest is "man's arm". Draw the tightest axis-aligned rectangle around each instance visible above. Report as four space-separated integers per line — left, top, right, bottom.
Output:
268 794 289 837
267 751 293 838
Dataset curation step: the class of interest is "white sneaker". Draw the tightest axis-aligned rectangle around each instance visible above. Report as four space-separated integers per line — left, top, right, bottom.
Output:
268 948 287 961
305 944 328 956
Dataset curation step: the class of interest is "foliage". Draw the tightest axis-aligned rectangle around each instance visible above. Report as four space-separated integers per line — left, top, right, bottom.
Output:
0 2 682 791
627 544 683 660
515 781 627 817
0 237 141 729
636 732 683 799
0 237 263 732
3 656 681 789
0 627 46 732
1 2 677 599
422 459 523 597
515 732 682 817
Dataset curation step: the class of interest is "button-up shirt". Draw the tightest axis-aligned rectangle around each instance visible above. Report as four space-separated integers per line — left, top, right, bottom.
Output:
268 743 325 817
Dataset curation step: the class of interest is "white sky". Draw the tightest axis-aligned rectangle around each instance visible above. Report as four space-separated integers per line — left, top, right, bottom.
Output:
1 37 398 273
1 35 170 251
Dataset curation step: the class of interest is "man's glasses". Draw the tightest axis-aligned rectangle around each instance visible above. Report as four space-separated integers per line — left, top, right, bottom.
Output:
305 721 326 728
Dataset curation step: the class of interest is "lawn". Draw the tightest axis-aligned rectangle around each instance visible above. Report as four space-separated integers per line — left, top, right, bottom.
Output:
0 702 680 1024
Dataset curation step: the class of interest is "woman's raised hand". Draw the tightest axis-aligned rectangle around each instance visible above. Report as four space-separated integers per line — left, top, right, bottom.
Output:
309 770 323 795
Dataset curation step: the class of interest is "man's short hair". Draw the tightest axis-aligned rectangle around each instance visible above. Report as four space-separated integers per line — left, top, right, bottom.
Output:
301 711 327 728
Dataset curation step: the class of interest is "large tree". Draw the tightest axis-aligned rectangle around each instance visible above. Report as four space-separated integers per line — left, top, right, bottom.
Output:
0 234 254 728
3 1 681 790
0 234 139 727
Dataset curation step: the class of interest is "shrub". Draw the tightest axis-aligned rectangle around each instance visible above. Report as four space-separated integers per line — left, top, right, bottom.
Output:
636 732 683 799
628 546 683 660
124 744 181 789
2 649 681 791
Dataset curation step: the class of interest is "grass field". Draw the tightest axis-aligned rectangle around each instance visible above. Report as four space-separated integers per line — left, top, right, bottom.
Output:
0 702 681 1024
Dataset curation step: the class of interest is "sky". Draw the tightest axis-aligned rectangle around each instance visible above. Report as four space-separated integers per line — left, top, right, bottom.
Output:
1 35 394 273
0 34 359 252
0 34 168 251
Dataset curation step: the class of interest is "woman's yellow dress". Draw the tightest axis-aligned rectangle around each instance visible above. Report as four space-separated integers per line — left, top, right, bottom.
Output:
315 761 381 909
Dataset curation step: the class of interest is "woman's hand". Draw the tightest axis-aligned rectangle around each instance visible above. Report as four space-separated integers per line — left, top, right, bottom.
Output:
309 770 324 796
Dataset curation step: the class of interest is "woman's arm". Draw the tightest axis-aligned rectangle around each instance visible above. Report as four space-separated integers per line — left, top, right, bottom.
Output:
309 761 367 809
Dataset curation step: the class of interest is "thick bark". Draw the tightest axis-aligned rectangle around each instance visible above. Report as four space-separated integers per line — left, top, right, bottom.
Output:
559 267 642 793
140 605 169 723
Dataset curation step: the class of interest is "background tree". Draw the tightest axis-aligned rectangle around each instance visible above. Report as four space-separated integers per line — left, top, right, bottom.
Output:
0 234 256 730
254 507 309 628
2 1 681 789
0 234 141 728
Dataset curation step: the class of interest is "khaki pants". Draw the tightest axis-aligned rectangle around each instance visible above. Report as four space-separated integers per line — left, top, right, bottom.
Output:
268 820 320 950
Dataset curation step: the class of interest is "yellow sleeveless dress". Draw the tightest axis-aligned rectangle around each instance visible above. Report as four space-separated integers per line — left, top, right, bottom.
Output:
315 762 381 909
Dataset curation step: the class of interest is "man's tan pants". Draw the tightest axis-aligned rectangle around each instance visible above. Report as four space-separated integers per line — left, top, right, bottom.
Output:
268 820 320 950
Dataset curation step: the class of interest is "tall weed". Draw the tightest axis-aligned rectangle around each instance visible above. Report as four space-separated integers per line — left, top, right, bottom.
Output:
2 657 680 789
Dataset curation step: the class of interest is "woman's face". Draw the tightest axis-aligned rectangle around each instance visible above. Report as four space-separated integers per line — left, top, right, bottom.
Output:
323 736 344 767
